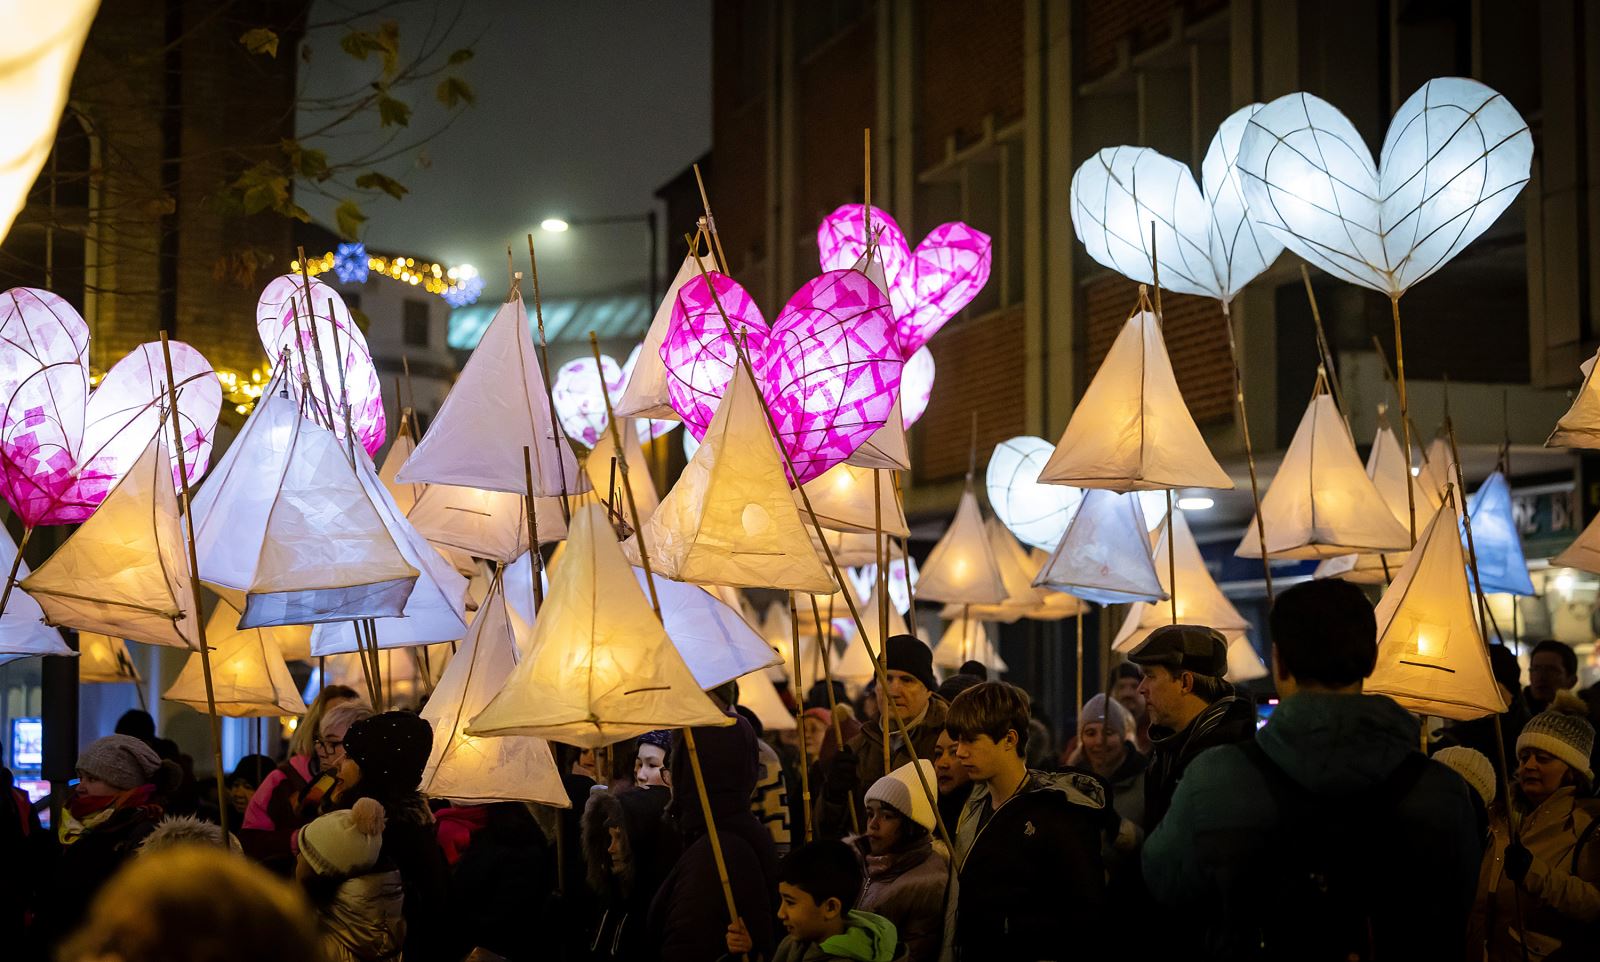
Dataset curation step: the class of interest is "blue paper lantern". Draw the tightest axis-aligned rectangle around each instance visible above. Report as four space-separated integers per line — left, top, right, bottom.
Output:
1464 471 1535 596
333 242 369 284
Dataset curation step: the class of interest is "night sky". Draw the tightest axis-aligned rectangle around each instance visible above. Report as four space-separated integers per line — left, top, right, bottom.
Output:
299 1 712 299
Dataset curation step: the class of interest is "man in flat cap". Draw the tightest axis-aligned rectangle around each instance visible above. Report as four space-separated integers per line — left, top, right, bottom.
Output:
1128 623 1256 832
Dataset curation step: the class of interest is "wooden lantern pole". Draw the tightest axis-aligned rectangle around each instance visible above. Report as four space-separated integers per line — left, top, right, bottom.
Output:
522 446 544 613
808 592 861 837
789 592 813 842
526 237 573 525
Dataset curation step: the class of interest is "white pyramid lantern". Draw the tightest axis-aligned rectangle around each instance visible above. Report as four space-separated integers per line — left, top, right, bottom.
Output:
847 398 911 471
163 603 306 717
76 632 141 683
419 576 568 806
1417 436 1457 509
835 586 909 684
1314 417 1424 584
800 462 908 537
0 2 97 241
630 362 833 592
587 417 660 523
809 527 880 567
1547 351 1600 449
22 432 199 649
308 447 470 654
932 619 1004 674
631 570 782 690
1113 512 1249 652
1463 471 1535 597
466 504 733 747
917 488 1008 605
940 518 1052 623
1033 489 1167 605
407 482 565 563
1024 549 1088 621
378 418 422 515
615 252 698 420
395 297 585 498
1553 510 1600 576
1038 308 1233 491
735 667 796 732
0 524 72 661
1236 389 1412 559
1366 493 1507 721
1225 635 1268 683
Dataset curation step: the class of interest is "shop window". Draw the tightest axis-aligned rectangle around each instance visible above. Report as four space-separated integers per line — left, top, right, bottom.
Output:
403 299 430 348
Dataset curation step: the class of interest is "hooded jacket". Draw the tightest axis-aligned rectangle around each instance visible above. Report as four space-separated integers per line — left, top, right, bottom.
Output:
582 787 677 960
819 697 948 840
952 770 1107 960
1472 786 1600 960
315 868 406 962
769 910 908 962
1143 692 1482 960
648 715 779 962
446 801 556 961
1142 691 1256 832
850 834 954 962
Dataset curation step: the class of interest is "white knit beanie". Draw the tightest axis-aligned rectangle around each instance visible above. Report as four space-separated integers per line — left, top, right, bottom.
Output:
1078 693 1133 736
298 797 386 877
1517 692 1596 783
864 759 937 831
1433 746 1495 806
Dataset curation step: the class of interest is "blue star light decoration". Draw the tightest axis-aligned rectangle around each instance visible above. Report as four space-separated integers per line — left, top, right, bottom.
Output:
443 274 484 307
333 242 370 284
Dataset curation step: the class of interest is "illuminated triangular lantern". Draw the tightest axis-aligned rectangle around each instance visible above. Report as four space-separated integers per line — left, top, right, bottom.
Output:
800 462 909 536
633 569 782 690
1038 309 1233 491
77 632 141 683
0 524 72 661
1464 472 1535 596
395 297 586 497
1033 489 1166 604
940 519 1051 623
587 418 660 523
315 644 452 707
164 604 307 717
1236 390 1412 559
760 600 795 681
407 483 566 563
932 619 1004 673
1546 350 1600 449
378 416 422 515
917 488 1007 605
847 398 911 470
835 587 909 684
308 447 470 654
419 576 568 806
1025 549 1088 621
809 527 880 567
1313 418 1422 584
1553 510 1600 576
465 504 733 747
1113 512 1249 652
630 363 833 592
1225 635 1268 683
1417 436 1457 509
23 432 199 649
615 252 698 420
736 667 796 731
241 417 419 630
1366 493 1507 721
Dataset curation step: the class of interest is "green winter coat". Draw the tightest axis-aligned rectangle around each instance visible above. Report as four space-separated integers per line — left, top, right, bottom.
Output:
1142 691 1482 959
772 910 907 962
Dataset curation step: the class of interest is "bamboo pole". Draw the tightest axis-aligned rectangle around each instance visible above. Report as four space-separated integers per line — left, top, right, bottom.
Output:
522 446 544 613
808 593 861 837
527 236 574 526
1390 296 1417 545
890 474 919 641
693 163 730 272
789 592 813 843
1166 491 1177 625
1220 297 1274 604
873 467 891 775
1074 606 1084 711
159 334 228 846
591 334 744 948
0 526 34 619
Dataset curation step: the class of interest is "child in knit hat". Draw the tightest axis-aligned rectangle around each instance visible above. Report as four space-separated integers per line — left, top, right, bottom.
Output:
297 797 405 962
846 760 951 962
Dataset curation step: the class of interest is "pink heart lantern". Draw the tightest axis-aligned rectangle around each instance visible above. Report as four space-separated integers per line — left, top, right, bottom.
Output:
256 274 386 458
817 204 992 354
662 270 902 484
0 289 221 526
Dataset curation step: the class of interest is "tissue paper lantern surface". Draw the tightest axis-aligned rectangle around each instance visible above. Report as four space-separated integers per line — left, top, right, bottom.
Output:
1235 78 1532 296
661 269 902 483
164 604 306 717
1367 494 1507 721
801 461 909 537
988 436 1083 551
616 252 699 420
1313 418 1421 584
0 522 72 661
1547 350 1600 450
1070 104 1283 302
76 632 141 683
1033 489 1166 605
0 2 97 242
1113 512 1249 652
916 488 1008 606
1464 471 1535 596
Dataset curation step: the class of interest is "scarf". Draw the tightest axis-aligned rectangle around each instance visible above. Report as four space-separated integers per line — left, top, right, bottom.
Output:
61 783 157 844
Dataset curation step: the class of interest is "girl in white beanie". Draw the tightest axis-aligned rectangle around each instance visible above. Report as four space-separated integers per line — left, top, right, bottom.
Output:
847 759 954 962
296 797 405 962
1469 692 1600 960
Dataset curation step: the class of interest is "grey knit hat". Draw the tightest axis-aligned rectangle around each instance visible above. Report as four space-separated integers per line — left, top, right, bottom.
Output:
77 734 161 791
1518 692 1596 782
1078 693 1134 735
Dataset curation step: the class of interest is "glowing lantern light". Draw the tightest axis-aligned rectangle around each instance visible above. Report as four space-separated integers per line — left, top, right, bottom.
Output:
1112 511 1250 653
465 504 734 747
1033 489 1166 605
835 586 910 684
661 270 902 484
917 488 1008 606
0 2 97 242
1366 491 1507 720
987 436 1083 551
933 619 1004 674
940 518 1062 623
734 667 796 732
552 354 626 447
1547 351 1600 449
75 632 141 683
1315 415 1426 584
615 253 699 421
1462 471 1535 597
586 415 661 524
800 461 908 537
164 603 307 717
0 523 73 662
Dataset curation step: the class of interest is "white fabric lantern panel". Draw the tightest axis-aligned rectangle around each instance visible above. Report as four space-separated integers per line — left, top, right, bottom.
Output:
163 604 306 718
915 488 1008 606
987 436 1083 552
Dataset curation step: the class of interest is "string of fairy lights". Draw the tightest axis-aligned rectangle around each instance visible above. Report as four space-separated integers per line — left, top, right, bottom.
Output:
289 242 484 307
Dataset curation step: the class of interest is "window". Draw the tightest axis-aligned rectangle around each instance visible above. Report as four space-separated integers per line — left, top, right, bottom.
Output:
403 299 430 348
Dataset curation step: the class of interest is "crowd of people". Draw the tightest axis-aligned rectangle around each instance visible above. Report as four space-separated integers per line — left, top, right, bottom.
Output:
3 578 1600 960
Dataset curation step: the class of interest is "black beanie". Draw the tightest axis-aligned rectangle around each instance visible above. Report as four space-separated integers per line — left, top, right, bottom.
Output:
885 634 936 691
342 710 433 798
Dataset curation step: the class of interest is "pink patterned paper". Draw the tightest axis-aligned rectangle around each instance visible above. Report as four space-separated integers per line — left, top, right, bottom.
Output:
0 290 221 526
255 274 386 457
553 351 678 448
817 204 992 354
661 270 902 484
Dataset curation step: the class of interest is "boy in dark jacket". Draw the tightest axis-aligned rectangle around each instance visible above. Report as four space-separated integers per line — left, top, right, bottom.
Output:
1143 580 1484 960
724 840 905 962
947 682 1107 960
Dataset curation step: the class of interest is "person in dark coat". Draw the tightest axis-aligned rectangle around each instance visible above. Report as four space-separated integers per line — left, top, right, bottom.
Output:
441 801 557 961
647 713 779 962
930 729 971 840
2 766 49 949
582 786 677 960
947 682 1107 961
28 735 182 959
1144 580 1484 960
1441 644 1532 778
1130 624 1257 832
325 710 454 962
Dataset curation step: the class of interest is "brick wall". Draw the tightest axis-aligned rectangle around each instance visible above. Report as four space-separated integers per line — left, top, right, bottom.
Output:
917 0 1025 170
1083 276 1233 424
913 306 1027 481
1079 0 1230 82
710 0 771 274
796 17 876 229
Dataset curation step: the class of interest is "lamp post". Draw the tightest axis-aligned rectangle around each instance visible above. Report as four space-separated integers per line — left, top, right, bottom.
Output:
539 210 661 308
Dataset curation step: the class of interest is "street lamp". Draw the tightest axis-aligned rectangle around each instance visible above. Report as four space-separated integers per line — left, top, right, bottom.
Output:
538 211 660 307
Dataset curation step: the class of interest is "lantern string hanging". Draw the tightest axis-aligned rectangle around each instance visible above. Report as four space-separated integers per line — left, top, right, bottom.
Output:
1235 78 1534 542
